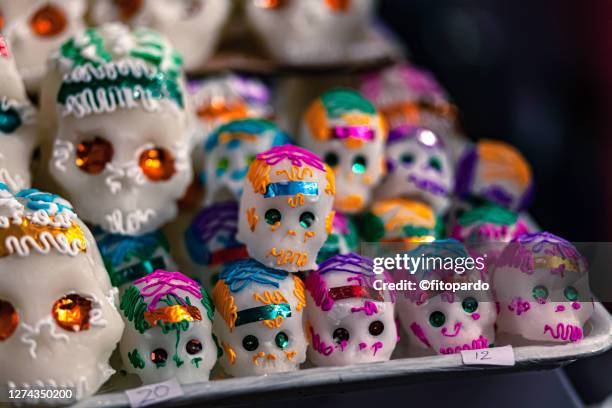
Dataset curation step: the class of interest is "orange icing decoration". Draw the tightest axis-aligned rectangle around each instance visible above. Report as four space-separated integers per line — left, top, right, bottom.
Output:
292 275 306 312
325 211 335 235
213 281 238 331
267 247 308 267
247 207 259 232
305 99 330 140
324 164 336 195
222 342 236 365
372 198 436 233
479 140 531 189
246 158 271 194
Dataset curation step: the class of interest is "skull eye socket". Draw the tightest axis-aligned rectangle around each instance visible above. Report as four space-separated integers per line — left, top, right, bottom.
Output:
352 155 367 174
429 311 445 328
299 211 315 229
332 327 350 344
275 331 289 349
76 137 114 175
139 147 176 181
429 156 442 172
324 152 339 168
186 339 203 355
150 348 168 366
30 4 67 37
461 297 478 313
265 209 282 225
368 320 384 336
0 299 18 341
564 286 578 301
217 157 229 174
114 0 143 21
183 0 203 17
532 285 549 303
51 294 92 332
242 334 259 351
400 153 414 166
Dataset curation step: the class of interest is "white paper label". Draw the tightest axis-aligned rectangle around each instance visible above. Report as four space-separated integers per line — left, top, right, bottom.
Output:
125 379 184 408
461 346 515 366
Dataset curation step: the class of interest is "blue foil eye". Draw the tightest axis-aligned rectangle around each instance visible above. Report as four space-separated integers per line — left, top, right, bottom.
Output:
0 108 22 134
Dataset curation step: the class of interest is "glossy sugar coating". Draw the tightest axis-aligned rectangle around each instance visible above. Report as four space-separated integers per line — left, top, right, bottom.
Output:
212 259 307 377
305 253 397 366
237 144 335 272
493 232 594 343
300 88 387 213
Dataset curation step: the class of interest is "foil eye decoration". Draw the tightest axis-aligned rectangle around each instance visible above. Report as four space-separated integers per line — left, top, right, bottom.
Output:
115 0 144 22
0 299 18 341
0 10 4 32
0 107 22 134
76 137 114 175
324 0 352 12
139 147 176 182
52 294 93 332
29 4 67 37
254 0 288 9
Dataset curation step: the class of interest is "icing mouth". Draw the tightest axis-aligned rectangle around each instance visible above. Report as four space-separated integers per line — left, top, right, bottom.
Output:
441 322 462 337
439 335 489 354
543 323 583 342
105 208 157 235
407 174 448 197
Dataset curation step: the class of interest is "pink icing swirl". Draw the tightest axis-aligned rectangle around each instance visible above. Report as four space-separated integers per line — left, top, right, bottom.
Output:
134 270 202 311
256 144 325 171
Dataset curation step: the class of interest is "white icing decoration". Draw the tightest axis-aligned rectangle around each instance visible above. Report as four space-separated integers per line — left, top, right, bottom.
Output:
105 208 156 235
20 317 70 359
5 231 85 257
52 139 74 173
0 96 36 126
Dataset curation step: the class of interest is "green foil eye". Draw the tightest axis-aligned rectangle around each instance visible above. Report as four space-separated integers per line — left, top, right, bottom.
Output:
265 209 281 225
299 211 315 228
429 311 445 328
564 286 578 301
0 108 22 134
242 335 259 351
462 297 478 313
275 331 289 349
352 155 367 174
324 152 339 167
217 157 229 173
532 285 549 302
429 156 442 172
400 153 414 165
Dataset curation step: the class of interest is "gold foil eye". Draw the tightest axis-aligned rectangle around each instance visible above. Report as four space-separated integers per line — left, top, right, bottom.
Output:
254 0 288 9
324 0 351 12
0 300 18 341
76 137 114 175
114 0 143 21
30 4 67 37
0 10 5 32
52 294 92 332
139 147 176 181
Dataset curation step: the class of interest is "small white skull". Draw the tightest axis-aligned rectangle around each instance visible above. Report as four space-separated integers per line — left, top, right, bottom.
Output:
119 270 217 385
300 88 386 213
377 127 453 214
212 259 307 377
493 232 594 343
237 145 335 272
0 186 123 401
304 253 397 366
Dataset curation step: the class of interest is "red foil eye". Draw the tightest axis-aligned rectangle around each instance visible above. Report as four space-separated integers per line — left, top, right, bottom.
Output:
0 300 18 341
324 0 351 12
76 137 114 175
30 4 67 37
52 294 92 332
254 0 288 10
0 10 5 32
139 147 176 181
114 0 143 21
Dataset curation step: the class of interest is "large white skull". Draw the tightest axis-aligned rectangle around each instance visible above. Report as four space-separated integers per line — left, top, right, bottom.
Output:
237 145 335 272
245 0 375 64
300 88 386 213
455 140 533 211
492 232 594 343
0 36 38 192
396 240 496 355
377 127 453 214
90 0 230 71
119 270 217 385
202 119 290 204
46 24 193 236
212 259 307 377
0 0 86 93
304 253 397 366
0 186 123 401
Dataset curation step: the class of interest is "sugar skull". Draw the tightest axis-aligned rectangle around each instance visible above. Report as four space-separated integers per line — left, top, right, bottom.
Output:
237 145 335 272
46 24 193 236
245 0 376 64
0 185 123 401
0 35 38 192
317 211 359 264
119 270 217 385
305 253 397 366
377 126 453 214
360 198 442 246
90 0 230 71
202 119 290 204
0 0 87 93
212 259 307 377
300 88 387 213
396 240 496 355
492 232 594 343
184 201 249 293
455 140 533 211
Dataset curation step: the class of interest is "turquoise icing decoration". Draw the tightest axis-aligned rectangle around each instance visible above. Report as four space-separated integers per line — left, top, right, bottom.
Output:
219 259 289 293
320 89 376 118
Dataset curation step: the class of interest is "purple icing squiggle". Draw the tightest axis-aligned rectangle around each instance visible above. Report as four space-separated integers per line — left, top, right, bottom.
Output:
189 201 238 245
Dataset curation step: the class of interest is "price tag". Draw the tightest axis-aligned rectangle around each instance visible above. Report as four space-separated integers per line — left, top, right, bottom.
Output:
125 379 184 408
461 346 515 366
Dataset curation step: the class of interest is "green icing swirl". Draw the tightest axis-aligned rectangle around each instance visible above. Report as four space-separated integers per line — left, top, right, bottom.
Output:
321 89 376 118
458 203 518 227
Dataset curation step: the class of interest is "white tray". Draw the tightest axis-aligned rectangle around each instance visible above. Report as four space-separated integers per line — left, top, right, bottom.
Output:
74 302 612 408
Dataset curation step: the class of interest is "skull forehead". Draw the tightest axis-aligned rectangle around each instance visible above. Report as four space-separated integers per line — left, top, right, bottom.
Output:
232 277 299 311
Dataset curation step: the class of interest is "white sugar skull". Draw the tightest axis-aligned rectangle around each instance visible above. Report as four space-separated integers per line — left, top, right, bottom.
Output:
305 253 397 366
212 259 307 377
455 139 533 211
184 201 248 293
90 0 230 71
202 119 290 204
300 88 386 213
245 0 375 64
0 35 38 192
0 0 86 93
493 232 594 343
317 211 358 264
0 186 123 401
46 24 193 236
237 145 335 272
396 240 496 355
119 270 217 384
377 126 452 214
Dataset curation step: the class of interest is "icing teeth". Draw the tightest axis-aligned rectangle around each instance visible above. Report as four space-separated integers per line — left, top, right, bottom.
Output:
439 335 489 355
